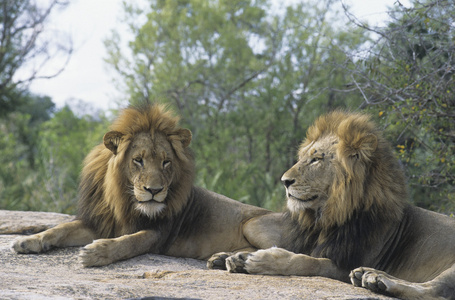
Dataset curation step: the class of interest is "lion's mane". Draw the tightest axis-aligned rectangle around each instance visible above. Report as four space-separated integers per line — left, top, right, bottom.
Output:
286 111 409 270
76 103 195 238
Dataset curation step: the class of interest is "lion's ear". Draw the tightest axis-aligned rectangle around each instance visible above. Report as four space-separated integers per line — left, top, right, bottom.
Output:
103 131 125 155
170 128 192 148
351 133 378 159
168 128 192 162
359 133 378 152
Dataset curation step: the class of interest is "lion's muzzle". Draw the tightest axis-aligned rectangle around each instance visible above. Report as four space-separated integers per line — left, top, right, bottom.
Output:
144 186 163 197
134 185 167 203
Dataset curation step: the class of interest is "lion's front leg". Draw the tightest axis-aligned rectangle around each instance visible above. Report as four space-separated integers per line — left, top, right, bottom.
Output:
227 247 298 275
79 229 158 267
227 247 348 281
350 266 454 300
207 247 257 271
11 220 95 254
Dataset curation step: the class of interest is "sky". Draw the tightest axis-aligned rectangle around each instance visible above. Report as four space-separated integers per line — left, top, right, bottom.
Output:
23 0 410 112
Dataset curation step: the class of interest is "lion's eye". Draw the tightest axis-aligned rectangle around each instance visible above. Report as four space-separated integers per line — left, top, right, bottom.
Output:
163 160 171 168
133 157 143 166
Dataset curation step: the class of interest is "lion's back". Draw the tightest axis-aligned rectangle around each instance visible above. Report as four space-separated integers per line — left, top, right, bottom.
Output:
164 186 270 259
384 205 455 282
190 186 270 228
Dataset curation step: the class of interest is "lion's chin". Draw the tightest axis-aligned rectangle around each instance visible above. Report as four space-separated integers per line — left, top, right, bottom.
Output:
288 194 318 202
135 202 166 219
287 195 319 212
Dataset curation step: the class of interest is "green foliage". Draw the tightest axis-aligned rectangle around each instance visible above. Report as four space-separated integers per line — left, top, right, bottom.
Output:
3 0 452 216
106 0 366 209
349 0 455 212
0 97 108 214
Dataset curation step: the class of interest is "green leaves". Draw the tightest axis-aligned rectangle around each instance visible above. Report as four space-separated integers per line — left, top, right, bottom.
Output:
105 0 366 209
352 0 455 212
3 0 451 215
0 99 108 214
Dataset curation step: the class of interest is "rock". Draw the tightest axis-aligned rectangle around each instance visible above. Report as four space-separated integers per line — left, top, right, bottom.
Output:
0 210 395 299
0 210 74 234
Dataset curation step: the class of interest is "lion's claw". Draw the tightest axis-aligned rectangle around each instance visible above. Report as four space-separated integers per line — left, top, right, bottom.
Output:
226 252 250 273
350 269 363 287
207 252 231 270
350 267 391 294
11 236 49 254
78 239 115 267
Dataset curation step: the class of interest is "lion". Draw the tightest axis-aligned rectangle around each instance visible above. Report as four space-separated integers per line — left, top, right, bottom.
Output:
223 111 455 300
11 103 283 267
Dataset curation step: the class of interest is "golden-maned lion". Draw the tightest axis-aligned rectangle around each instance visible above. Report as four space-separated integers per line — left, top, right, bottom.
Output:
12 103 282 267
224 111 455 300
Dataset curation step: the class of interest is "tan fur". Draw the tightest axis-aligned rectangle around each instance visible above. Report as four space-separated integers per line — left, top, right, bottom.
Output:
76 104 194 238
295 111 406 229
12 103 282 267
225 111 455 300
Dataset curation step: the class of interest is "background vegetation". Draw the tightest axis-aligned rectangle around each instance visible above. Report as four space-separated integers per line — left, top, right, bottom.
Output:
1 0 453 214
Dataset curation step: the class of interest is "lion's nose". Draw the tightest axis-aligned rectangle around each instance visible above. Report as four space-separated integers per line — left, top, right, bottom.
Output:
144 186 163 196
282 179 295 188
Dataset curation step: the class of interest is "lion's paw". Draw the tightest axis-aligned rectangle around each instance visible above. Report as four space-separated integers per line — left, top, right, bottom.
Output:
225 252 251 273
79 239 117 267
244 247 293 275
207 252 232 270
11 235 51 254
350 267 393 294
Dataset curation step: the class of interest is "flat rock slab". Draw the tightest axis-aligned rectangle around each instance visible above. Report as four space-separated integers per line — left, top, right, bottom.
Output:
0 210 75 234
0 210 395 299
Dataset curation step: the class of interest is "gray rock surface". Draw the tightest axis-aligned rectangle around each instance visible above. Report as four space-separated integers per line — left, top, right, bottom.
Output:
0 210 395 299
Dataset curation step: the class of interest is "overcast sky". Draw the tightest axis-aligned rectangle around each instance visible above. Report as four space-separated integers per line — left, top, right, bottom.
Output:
24 0 409 111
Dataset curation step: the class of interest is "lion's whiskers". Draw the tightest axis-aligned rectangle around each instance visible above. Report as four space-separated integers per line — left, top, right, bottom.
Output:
126 184 135 197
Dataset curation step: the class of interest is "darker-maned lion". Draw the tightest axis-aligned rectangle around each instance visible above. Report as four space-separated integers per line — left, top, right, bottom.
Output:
224 111 455 300
12 103 281 267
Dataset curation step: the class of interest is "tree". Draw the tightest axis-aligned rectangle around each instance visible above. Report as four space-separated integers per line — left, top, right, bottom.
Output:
0 0 71 115
344 0 455 211
33 105 108 212
106 0 367 209
0 101 108 213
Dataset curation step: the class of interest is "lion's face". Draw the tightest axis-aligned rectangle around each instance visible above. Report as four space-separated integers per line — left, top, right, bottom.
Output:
103 127 192 219
124 132 176 217
282 135 338 214
280 111 407 230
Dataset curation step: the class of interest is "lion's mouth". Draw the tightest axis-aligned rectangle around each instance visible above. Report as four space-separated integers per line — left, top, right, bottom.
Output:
135 191 167 204
289 194 318 202
136 197 165 204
